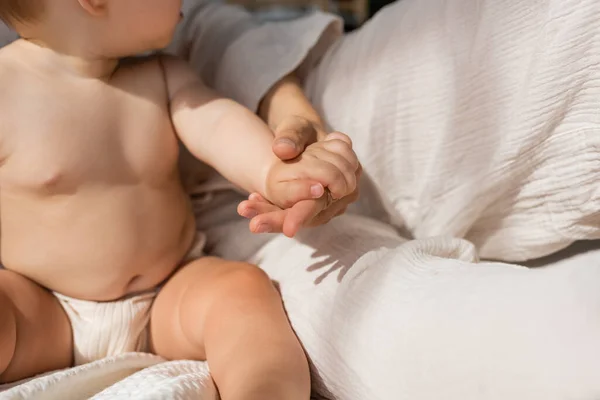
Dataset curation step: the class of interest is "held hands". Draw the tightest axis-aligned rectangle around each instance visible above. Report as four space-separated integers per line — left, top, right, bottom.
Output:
265 133 358 206
238 116 361 237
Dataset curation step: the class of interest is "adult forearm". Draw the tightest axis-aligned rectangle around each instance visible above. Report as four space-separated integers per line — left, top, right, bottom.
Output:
258 74 327 140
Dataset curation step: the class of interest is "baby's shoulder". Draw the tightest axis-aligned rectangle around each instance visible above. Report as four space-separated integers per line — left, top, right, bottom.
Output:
115 54 167 82
112 54 169 97
0 47 21 156
0 46 24 111
113 54 203 103
0 44 36 108
0 45 23 82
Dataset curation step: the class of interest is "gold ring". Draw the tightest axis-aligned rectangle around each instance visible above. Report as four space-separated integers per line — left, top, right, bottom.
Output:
325 189 334 207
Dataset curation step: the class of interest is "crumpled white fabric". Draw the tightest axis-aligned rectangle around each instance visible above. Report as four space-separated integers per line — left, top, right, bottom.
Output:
244 216 600 400
305 0 600 262
0 353 217 400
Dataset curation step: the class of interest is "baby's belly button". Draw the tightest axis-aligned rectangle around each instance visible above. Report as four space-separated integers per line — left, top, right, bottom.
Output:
52 263 173 300
66 270 167 301
125 274 152 294
122 264 176 294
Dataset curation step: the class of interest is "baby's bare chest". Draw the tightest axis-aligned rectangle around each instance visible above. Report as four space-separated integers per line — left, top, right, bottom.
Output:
2 80 180 194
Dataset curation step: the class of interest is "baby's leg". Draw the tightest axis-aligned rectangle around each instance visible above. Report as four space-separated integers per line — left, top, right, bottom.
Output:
150 257 310 400
0 270 73 383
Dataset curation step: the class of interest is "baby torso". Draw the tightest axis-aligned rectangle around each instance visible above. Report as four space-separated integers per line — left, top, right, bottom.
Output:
0 43 196 301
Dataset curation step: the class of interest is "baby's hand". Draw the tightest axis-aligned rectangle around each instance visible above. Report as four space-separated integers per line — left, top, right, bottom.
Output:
263 133 359 209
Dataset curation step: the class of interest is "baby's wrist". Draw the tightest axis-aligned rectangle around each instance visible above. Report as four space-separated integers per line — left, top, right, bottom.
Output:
258 155 281 200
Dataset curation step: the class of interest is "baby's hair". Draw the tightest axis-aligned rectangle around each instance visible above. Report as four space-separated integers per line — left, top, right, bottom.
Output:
0 0 43 26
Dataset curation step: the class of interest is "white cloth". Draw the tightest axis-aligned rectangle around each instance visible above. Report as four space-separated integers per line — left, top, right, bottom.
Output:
54 292 156 366
304 0 600 262
252 218 600 400
0 353 218 400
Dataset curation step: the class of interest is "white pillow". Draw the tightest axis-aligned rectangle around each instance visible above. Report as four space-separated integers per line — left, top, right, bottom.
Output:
304 0 600 262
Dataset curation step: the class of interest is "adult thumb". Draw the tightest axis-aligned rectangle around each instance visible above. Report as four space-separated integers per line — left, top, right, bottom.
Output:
272 119 316 160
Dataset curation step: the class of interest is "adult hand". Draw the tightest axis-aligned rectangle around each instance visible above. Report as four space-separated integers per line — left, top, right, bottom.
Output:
238 115 362 237
238 165 361 237
271 115 325 160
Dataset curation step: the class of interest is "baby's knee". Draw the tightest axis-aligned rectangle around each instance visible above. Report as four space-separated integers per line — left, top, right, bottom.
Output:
179 260 279 314
0 291 18 381
214 262 277 299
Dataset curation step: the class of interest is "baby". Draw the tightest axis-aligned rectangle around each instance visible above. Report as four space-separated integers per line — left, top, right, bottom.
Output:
0 0 359 399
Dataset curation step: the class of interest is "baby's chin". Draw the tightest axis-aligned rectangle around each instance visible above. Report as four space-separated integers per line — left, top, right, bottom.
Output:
157 31 178 50
139 30 179 54
115 16 181 56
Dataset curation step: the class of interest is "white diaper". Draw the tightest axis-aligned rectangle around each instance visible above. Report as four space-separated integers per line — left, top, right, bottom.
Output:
54 233 208 366
54 291 157 366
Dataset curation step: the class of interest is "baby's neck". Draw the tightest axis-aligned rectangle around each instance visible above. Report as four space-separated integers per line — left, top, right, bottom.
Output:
16 38 119 80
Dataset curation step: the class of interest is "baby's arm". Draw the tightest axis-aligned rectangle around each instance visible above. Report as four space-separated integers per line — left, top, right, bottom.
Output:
161 56 357 205
161 55 281 197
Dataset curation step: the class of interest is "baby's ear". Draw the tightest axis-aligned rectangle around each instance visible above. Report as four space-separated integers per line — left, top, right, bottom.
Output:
76 0 108 16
